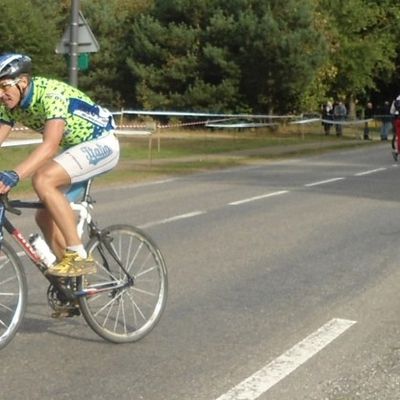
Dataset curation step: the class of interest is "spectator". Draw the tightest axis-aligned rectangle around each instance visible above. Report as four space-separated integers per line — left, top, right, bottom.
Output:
378 100 392 141
333 101 347 137
321 101 333 135
363 102 374 140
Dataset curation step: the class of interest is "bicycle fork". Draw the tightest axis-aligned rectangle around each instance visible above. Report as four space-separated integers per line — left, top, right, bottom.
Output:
73 225 134 298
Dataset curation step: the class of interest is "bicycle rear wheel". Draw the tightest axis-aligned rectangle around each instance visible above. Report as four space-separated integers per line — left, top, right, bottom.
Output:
0 241 27 350
79 224 168 343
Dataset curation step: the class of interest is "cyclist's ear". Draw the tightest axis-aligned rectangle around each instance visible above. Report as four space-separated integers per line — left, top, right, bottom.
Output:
18 75 30 88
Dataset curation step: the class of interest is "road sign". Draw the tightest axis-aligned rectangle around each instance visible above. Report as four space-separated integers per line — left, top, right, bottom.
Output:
64 53 90 71
55 11 100 54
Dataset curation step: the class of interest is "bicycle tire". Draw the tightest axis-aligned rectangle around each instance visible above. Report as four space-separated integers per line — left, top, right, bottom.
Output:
0 240 27 350
79 224 168 343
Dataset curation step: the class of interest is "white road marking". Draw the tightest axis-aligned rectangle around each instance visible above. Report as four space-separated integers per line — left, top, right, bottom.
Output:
304 177 345 187
354 167 386 176
1 138 42 147
215 318 356 400
228 190 289 206
139 211 205 228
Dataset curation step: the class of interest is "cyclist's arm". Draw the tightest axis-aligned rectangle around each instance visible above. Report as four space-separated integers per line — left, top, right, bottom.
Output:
14 119 65 179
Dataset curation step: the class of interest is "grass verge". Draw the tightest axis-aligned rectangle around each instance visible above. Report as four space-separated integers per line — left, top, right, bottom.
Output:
2 125 380 196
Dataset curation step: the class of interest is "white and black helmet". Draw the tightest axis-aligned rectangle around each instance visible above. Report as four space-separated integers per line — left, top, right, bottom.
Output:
0 53 32 80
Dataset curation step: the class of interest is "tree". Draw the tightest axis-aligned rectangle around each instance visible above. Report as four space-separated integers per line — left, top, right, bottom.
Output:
77 0 153 108
126 0 327 113
0 0 65 78
315 0 400 115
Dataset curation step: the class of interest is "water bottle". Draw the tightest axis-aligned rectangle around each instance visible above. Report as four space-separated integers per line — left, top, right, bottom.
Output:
29 234 56 267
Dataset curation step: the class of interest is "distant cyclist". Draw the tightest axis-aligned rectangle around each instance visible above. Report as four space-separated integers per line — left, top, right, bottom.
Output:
391 95 400 161
0 53 120 277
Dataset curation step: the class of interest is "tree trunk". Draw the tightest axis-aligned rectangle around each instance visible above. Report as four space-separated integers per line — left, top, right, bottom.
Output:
348 95 356 119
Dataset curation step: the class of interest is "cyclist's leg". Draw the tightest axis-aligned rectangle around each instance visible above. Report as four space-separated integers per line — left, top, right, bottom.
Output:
32 161 82 249
39 134 119 277
35 208 65 260
35 181 88 259
391 119 400 161
34 134 119 248
396 119 400 153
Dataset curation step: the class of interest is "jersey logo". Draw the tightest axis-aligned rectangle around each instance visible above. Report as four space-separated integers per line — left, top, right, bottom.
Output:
81 143 113 165
69 98 113 129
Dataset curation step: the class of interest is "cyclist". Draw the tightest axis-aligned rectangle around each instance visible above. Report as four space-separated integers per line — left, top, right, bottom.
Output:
391 95 400 161
0 53 120 277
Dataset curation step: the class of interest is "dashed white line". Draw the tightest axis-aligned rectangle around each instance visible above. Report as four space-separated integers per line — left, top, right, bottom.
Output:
304 177 345 187
354 167 386 176
138 211 205 228
228 190 289 206
214 318 357 400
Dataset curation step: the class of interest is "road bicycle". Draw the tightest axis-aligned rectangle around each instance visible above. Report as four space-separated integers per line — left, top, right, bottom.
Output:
0 179 168 349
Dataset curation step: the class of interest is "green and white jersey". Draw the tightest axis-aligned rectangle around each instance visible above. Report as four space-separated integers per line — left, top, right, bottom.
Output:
0 77 115 149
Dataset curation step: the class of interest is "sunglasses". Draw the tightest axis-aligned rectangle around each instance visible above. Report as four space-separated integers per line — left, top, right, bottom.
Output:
0 78 21 95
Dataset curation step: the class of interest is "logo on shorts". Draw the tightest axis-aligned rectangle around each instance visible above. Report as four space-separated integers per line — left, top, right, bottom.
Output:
81 144 113 165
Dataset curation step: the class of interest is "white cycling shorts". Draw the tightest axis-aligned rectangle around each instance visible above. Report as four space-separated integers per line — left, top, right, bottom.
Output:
54 133 120 184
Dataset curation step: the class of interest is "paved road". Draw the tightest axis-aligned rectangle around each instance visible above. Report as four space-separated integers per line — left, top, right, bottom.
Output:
1 143 400 399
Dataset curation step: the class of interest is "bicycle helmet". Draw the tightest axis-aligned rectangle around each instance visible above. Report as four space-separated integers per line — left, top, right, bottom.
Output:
0 54 32 80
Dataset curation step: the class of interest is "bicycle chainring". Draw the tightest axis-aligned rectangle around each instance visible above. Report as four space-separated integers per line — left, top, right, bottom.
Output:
47 280 81 318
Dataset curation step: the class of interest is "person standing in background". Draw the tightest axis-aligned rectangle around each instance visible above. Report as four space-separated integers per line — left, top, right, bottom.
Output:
378 100 392 141
321 101 333 135
333 101 347 137
363 102 374 140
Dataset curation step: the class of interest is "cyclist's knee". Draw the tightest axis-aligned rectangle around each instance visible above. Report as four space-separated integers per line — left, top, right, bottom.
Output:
32 162 70 193
32 168 51 191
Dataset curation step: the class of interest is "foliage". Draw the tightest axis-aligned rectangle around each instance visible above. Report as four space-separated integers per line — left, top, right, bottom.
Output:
126 0 326 113
0 0 65 78
0 0 399 114
315 0 400 109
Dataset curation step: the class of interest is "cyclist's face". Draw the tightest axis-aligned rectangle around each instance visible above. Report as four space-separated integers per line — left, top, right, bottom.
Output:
0 77 24 109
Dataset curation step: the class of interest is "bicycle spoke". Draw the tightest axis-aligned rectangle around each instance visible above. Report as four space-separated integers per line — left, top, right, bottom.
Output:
136 264 159 279
0 274 19 286
114 297 121 332
0 301 14 312
126 242 143 273
127 290 150 319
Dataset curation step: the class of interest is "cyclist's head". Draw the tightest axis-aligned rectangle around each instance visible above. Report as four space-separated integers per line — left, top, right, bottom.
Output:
0 53 32 80
0 53 32 110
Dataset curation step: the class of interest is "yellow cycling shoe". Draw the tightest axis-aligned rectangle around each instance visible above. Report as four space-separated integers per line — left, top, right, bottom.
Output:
46 250 97 277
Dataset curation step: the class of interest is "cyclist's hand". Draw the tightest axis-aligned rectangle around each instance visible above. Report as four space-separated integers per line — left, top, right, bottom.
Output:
0 170 19 193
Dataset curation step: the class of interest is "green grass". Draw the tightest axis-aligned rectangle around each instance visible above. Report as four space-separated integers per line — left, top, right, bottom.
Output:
1 124 379 196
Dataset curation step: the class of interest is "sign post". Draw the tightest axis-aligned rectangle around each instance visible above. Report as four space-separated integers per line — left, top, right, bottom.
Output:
69 0 79 87
55 0 100 87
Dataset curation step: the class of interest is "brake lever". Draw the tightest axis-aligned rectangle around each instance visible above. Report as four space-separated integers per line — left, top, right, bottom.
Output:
0 193 22 215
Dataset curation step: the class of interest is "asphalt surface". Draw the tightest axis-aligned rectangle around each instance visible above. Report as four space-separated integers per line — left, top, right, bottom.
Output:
1 141 400 399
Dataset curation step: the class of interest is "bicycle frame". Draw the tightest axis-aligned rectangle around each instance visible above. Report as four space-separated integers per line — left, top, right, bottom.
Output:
0 180 133 301
0 197 77 301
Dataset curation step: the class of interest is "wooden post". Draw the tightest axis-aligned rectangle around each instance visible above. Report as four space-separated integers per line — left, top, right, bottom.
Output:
119 108 124 127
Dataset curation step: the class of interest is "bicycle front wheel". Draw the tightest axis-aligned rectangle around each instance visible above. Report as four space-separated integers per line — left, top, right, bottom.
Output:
79 225 168 343
0 241 27 350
